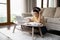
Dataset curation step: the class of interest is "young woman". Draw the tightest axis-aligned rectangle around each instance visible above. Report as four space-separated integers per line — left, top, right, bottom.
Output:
29 7 45 26
28 7 47 35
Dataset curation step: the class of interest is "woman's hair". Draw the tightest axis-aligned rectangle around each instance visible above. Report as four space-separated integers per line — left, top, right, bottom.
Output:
33 7 41 13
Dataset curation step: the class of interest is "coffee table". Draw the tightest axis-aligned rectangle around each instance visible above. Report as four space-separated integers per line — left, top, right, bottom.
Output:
13 21 43 40
21 23 43 40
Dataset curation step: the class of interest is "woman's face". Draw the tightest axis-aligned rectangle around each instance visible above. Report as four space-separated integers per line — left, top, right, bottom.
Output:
33 12 39 17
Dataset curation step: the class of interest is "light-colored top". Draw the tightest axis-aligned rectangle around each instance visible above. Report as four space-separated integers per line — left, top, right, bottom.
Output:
31 16 45 25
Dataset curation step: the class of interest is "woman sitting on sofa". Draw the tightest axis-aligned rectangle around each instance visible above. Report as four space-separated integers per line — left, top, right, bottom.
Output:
28 7 47 35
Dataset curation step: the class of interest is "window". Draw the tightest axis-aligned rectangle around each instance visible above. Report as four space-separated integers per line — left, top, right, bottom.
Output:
43 0 47 8
0 0 7 23
49 0 54 7
36 0 48 8
49 0 57 7
36 0 57 8
36 0 41 8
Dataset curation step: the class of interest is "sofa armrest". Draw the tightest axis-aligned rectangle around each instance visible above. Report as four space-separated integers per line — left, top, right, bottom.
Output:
44 18 48 23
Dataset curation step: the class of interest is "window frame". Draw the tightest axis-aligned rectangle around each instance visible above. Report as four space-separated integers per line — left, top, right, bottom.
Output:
0 0 13 25
37 0 49 8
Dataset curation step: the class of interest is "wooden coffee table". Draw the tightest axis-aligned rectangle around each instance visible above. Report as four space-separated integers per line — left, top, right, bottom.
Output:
21 24 43 40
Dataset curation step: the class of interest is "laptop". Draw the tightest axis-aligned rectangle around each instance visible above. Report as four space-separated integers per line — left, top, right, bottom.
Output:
15 16 28 24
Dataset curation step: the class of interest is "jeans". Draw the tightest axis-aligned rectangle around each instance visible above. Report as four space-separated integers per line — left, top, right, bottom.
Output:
40 26 47 35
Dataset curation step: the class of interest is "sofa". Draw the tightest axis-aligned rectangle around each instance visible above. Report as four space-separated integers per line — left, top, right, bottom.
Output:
22 7 60 31
42 7 60 31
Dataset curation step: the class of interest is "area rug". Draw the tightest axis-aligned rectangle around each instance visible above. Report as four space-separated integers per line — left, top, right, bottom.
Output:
0 26 60 40
0 32 12 40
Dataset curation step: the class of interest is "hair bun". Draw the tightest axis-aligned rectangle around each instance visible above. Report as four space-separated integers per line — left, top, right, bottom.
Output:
33 7 41 13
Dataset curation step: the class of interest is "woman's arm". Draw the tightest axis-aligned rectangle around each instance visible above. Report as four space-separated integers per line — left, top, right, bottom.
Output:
37 11 43 23
40 16 45 25
37 15 45 24
27 17 34 22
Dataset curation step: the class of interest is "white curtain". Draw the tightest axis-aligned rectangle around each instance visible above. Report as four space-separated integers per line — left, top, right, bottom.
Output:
10 0 26 16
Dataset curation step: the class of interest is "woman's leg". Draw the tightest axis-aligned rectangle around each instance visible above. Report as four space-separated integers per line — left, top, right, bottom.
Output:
40 26 47 35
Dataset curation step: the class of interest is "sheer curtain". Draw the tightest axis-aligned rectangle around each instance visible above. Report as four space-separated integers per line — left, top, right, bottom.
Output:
10 0 26 22
10 0 26 16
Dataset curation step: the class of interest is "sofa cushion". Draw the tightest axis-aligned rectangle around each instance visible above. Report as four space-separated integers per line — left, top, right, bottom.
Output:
47 18 60 24
54 7 60 18
42 8 56 17
46 23 60 30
